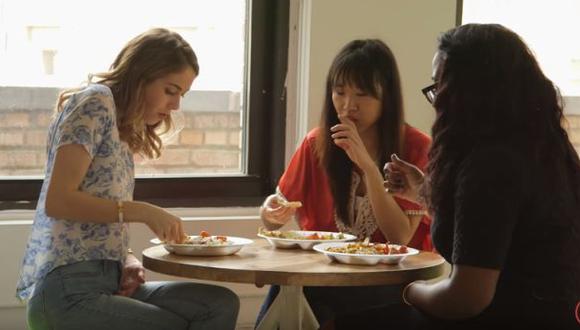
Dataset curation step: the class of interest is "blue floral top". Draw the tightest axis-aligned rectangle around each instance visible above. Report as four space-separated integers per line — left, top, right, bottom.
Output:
16 84 134 301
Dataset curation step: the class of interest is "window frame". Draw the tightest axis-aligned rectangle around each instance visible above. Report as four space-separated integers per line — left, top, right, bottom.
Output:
0 0 289 209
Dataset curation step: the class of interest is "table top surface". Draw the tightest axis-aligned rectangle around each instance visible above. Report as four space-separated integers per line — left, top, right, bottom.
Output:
142 239 446 287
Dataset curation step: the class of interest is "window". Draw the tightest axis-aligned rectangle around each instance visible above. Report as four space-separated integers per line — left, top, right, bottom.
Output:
461 0 580 154
0 0 289 209
461 0 580 109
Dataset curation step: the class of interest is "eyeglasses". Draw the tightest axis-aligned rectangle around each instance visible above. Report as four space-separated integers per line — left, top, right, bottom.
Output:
421 83 437 104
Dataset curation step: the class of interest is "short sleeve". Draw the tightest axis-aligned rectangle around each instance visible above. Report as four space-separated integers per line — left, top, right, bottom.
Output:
451 147 525 269
402 125 431 172
56 94 114 159
398 125 432 224
278 132 317 203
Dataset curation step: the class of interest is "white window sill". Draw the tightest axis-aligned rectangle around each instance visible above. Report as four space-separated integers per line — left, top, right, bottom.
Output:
0 206 261 224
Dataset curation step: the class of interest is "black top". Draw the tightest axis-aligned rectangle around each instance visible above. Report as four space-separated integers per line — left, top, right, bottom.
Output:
432 145 580 327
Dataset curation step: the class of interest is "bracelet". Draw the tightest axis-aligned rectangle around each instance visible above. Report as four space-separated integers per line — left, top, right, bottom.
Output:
402 282 414 306
117 200 124 224
404 209 428 217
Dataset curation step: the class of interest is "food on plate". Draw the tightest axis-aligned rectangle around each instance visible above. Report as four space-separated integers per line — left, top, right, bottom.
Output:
182 231 231 246
258 227 345 240
279 199 303 208
326 242 409 255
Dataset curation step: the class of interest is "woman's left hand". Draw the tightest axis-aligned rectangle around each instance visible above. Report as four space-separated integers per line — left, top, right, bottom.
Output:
330 115 375 171
116 253 146 297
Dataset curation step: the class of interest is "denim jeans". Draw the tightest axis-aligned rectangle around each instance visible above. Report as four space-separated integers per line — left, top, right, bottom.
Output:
255 284 404 328
27 259 239 330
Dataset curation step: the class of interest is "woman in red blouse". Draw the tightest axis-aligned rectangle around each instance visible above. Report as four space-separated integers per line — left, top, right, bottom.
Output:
256 39 432 327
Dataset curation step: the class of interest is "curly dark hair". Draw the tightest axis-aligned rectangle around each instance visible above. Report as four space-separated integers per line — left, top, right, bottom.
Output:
423 23 580 214
315 39 405 225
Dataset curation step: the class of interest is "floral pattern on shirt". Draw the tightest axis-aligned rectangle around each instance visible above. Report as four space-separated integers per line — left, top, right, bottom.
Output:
16 84 134 301
334 171 378 239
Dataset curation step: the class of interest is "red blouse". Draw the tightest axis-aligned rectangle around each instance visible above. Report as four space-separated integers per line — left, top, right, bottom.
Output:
278 125 433 251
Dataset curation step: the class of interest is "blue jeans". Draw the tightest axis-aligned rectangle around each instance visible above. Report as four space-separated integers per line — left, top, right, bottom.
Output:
255 284 404 328
27 259 239 330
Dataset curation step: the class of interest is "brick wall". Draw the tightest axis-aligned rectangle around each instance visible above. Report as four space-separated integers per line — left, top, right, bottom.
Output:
135 111 242 175
0 87 242 176
1 86 579 177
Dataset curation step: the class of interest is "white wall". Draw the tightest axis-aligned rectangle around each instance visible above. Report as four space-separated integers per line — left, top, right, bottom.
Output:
288 0 457 151
0 1 457 329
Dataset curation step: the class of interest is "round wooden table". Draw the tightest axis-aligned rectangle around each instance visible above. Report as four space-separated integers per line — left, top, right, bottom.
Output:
142 239 445 330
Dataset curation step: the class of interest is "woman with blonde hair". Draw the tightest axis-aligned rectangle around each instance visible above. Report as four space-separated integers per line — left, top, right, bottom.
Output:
17 28 239 330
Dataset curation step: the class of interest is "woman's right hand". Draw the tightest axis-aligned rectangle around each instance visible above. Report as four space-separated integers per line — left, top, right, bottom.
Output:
133 202 186 243
260 194 297 226
383 154 425 203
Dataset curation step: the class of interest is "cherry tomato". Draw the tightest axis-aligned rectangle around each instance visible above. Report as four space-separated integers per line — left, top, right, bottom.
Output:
307 233 320 240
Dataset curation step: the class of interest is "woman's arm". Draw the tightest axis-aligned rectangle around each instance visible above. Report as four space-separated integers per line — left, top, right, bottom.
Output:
332 116 421 244
362 165 422 245
46 144 121 223
405 264 499 319
259 193 297 230
384 154 425 205
260 132 315 231
116 252 146 297
45 144 185 242
404 147 520 319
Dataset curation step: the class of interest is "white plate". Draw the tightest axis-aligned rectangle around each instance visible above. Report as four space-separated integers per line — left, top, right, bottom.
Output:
150 236 253 256
313 242 419 265
257 230 357 250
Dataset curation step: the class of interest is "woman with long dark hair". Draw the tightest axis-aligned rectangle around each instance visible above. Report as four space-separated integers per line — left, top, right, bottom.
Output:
257 39 432 326
334 23 580 329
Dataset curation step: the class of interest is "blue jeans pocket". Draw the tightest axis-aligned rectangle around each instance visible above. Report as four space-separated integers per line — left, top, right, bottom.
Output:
54 260 119 297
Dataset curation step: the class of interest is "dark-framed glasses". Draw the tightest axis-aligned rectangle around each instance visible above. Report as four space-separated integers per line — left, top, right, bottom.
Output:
421 83 437 104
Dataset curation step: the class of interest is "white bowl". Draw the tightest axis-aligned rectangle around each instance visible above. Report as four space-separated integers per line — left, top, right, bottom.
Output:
313 242 419 265
257 230 357 250
150 236 253 256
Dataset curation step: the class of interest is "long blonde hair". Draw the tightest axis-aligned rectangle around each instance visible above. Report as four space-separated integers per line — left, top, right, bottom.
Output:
55 28 199 158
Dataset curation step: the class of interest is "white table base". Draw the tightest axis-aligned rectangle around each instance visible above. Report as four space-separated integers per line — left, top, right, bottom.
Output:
256 285 320 330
